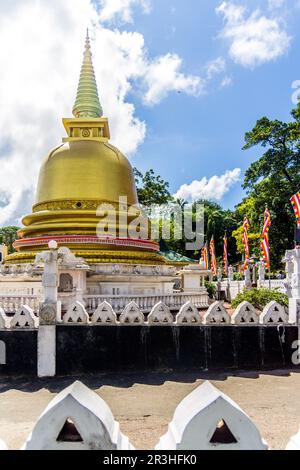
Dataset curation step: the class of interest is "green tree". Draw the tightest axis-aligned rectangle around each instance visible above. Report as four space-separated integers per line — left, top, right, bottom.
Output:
241 106 300 268
0 226 19 253
133 168 172 206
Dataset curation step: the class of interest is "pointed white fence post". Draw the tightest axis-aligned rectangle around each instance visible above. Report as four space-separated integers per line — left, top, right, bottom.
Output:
231 301 258 324
23 381 134 450
286 425 300 450
155 381 267 450
119 301 144 325
0 439 8 450
148 302 173 325
175 302 202 325
91 301 117 325
202 301 230 324
259 301 288 324
0 308 9 329
10 305 39 329
63 301 89 324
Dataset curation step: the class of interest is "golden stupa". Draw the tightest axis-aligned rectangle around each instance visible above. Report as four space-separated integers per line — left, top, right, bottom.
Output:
7 32 164 265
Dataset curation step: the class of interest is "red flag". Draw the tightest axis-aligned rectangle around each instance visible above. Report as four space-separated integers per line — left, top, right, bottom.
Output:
290 192 300 228
200 243 209 270
242 217 250 272
223 234 228 275
209 237 217 275
261 207 271 269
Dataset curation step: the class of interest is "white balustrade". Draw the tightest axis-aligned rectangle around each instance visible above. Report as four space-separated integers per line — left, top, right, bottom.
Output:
84 293 209 314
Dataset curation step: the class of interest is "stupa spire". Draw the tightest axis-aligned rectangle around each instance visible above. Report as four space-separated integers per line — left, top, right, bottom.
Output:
72 29 103 118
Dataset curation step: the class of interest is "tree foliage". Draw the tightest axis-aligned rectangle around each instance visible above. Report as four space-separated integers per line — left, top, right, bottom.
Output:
231 288 288 310
0 226 19 253
133 168 172 206
239 104 300 268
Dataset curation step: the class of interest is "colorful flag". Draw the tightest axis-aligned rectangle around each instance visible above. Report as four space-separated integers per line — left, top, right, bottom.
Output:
261 207 271 269
209 237 217 275
242 217 250 272
223 234 228 275
201 243 209 270
290 192 300 228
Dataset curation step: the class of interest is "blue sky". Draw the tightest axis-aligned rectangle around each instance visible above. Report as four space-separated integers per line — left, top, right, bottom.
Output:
0 0 299 225
116 0 300 209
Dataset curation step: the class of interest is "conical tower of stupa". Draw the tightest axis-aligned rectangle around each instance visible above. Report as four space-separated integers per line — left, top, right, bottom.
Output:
6 32 164 265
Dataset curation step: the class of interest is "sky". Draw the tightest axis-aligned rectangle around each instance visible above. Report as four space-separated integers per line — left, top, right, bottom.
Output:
0 0 300 226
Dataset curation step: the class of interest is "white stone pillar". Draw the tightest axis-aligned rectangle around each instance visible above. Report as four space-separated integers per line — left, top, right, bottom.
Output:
228 266 234 282
36 241 59 377
38 325 56 377
244 268 251 288
283 250 294 298
257 261 265 288
289 248 300 324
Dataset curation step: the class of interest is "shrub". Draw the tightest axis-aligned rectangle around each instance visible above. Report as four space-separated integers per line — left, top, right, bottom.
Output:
231 288 288 310
205 281 216 299
233 272 243 281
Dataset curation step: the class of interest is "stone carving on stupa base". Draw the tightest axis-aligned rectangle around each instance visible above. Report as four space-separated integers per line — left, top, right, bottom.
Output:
148 301 173 325
111 264 120 275
57 247 89 270
175 301 201 325
119 301 144 325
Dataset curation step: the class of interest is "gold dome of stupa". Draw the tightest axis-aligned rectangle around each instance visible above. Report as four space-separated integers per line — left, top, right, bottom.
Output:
7 31 164 265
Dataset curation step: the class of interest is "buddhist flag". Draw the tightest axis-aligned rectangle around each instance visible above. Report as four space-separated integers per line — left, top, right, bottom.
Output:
209 237 217 275
201 243 209 270
242 217 250 272
223 234 228 275
290 192 300 228
261 207 271 269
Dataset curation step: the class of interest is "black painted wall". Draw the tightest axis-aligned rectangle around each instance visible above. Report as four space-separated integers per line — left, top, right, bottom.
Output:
0 330 37 376
56 325 300 375
0 326 299 377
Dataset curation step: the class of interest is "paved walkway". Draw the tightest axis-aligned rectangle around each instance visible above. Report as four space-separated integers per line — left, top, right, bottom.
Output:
0 369 299 450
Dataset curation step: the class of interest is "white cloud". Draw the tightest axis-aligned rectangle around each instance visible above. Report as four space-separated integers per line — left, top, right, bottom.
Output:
205 57 226 80
98 0 151 23
216 1 291 68
174 168 241 202
268 0 285 9
0 0 203 225
143 53 204 105
221 76 233 87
